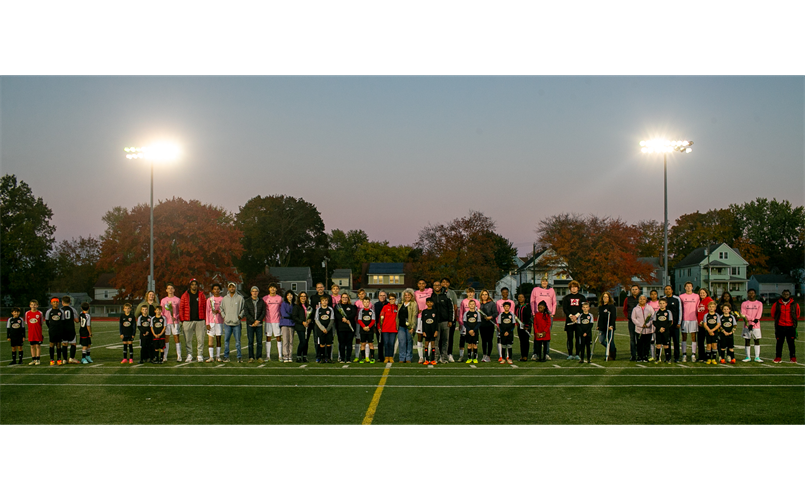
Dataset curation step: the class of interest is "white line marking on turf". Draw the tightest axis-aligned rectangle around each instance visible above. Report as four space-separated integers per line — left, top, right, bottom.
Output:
469 364 477 368
342 364 349 369
2 382 802 389
88 363 104 368
133 364 145 368
214 364 225 368
299 365 307 368
173 362 191 368
511 364 519 368
591 363 604 368
257 363 266 368
636 364 647 368
553 364 561 368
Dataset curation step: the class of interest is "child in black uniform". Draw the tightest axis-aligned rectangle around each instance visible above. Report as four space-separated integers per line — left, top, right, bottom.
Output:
119 303 136 364
151 306 167 364
315 296 336 363
357 297 376 364
463 301 480 364
498 303 516 364
702 301 720 365
576 302 595 363
718 304 738 364
7 308 25 365
137 305 152 364
421 298 438 366
78 302 93 363
652 298 673 364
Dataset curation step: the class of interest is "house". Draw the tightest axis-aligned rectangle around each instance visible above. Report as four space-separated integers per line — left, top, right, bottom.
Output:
91 273 124 317
48 292 92 306
748 274 795 300
673 243 749 299
331 269 352 290
268 267 312 293
360 262 414 297
626 257 664 297
514 249 588 300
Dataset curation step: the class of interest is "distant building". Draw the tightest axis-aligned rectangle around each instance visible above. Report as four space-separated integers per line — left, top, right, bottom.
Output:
268 267 312 293
514 249 588 300
361 263 414 297
625 257 664 297
673 243 748 299
91 273 123 317
748 274 795 301
331 269 352 290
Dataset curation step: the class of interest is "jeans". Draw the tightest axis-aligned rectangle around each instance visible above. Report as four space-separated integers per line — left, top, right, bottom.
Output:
223 323 242 360
397 325 413 362
182 320 205 359
628 321 638 360
296 327 309 359
246 323 263 360
382 330 397 358
437 322 450 361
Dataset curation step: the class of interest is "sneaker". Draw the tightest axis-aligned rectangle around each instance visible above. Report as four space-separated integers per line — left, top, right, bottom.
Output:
682 355 687 362
545 355 551 361
129 359 134 364
204 358 212 363
792 357 798 363
86 356 93 363
215 357 222 362
223 357 230 362
353 358 359 363
35 360 41 365
730 358 736 364
177 357 182 362
773 357 781 363
499 357 505 364
754 357 763 363
648 357 655 362
742 356 751 362
70 358 80 364
473 358 479 364
29 360 37 365
578 358 584 364
257 358 263 363
238 359 243 363
448 354 455 362
507 358 513 364
50 360 56 366
655 359 660 364
185 355 193 363
81 358 88 364
199 356 206 363
691 354 697 363
466 358 472 364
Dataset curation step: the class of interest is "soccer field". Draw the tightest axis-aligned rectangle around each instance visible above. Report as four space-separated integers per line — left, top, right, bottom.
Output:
1 321 803 425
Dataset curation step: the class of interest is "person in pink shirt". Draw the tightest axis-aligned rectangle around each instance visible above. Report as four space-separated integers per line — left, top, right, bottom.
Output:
206 283 225 362
740 288 764 362
160 282 183 362
647 290 660 360
331 283 342 310
414 279 432 363
679 281 701 362
353 289 368 362
529 277 556 360
458 287 481 361
262 283 283 361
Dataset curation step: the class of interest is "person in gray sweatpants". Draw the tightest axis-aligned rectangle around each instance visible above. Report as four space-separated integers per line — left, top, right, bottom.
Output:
180 278 207 362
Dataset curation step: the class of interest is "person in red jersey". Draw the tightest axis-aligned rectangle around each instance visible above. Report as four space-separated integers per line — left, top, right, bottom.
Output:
25 299 44 365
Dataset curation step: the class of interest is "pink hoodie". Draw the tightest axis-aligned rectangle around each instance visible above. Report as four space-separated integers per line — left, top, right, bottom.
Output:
496 299 515 315
160 296 181 325
530 286 556 316
679 293 701 322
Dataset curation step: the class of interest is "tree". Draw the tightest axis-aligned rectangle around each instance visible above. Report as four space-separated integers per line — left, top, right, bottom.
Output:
328 228 369 277
667 209 740 268
731 198 805 276
412 210 514 289
635 219 665 259
536 213 655 294
98 198 243 300
0 174 56 305
353 241 415 287
50 236 103 296
235 195 328 284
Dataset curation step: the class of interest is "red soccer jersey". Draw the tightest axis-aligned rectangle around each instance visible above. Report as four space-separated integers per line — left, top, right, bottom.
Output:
25 310 44 342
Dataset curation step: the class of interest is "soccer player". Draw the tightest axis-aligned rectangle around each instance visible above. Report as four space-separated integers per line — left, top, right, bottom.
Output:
25 300 44 365
335 293 357 363
576 302 595 364
160 282 182 362
60 296 80 364
379 293 399 363
421 297 439 365
137 305 153 364
45 297 63 365
414 279 432 363
314 296 336 363
533 301 552 362
205 283 224 362
357 296 377 363
119 303 136 364
151 305 167 364
530 276 556 360
701 301 720 364
562 281 585 360
262 283 282 362
496 287 516 361
718 303 738 364
740 288 763 362
652 298 673 364
663 285 682 362
462 299 481 364
7 307 25 364
78 302 93 363
515 293 532 362
771 290 799 364
458 287 480 362
497 302 516 364
679 281 701 362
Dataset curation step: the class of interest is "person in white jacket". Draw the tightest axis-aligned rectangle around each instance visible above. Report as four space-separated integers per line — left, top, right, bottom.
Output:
630 295 655 362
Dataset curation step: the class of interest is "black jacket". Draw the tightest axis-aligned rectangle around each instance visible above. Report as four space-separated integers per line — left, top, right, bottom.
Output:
625 295 641 325
432 290 454 323
663 295 681 328
291 303 311 333
597 303 617 331
333 303 357 332
515 303 532 332
244 297 267 325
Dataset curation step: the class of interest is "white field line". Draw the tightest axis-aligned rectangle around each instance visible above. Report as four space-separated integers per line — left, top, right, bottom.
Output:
636 364 647 368
257 363 266 368
172 362 191 368
299 365 307 368
590 363 604 368
214 364 225 368
511 364 519 368
553 364 561 368
342 364 349 369
88 363 104 368
6 372 800 379
2 382 802 389
469 364 477 368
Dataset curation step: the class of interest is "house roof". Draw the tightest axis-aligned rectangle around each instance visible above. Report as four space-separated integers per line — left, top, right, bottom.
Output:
750 274 794 284
674 244 747 269
367 263 405 274
702 260 729 267
517 249 549 273
268 267 311 282
94 272 115 288
332 269 351 279
49 292 92 304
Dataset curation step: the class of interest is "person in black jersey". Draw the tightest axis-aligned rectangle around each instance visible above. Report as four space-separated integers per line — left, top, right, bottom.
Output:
421 298 439 365
45 298 64 365
78 302 93 364
463 300 481 364
7 308 25 365
701 301 720 365
357 297 377 363
718 303 738 364
652 298 673 364
576 302 595 363
119 303 136 364
151 306 167 364
561 281 585 360
137 305 153 364
314 296 336 363
497 303 516 364
515 294 532 362
60 296 80 364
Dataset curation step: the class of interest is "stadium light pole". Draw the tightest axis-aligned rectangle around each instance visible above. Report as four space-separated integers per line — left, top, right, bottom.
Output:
640 139 693 288
124 144 181 294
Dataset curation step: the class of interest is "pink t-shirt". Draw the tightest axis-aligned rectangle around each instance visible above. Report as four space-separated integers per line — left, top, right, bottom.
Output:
741 300 763 326
530 286 557 316
496 299 515 315
263 294 282 323
679 293 701 322
414 289 432 317
458 297 481 326
206 295 224 325
160 296 181 325
648 300 660 312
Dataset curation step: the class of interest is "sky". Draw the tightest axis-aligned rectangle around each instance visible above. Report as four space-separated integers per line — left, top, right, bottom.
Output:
1 76 803 255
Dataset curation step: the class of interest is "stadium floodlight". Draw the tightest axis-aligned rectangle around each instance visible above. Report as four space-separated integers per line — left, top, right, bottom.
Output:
640 138 694 288
123 143 181 294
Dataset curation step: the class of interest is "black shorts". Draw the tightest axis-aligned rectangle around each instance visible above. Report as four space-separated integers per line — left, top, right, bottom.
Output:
719 334 735 349
705 331 718 343
121 335 134 342
9 333 24 347
318 332 334 345
465 330 478 342
499 331 514 344
360 330 375 343
423 330 437 342
655 330 669 345
79 336 91 347
578 332 593 344
152 337 165 349
29 340 41 345
48 331 61 344
61 330 76 344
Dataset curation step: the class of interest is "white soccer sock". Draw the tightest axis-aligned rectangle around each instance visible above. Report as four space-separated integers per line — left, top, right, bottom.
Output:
354 343 360 358
216 346 221 357
365 345 370 358
277 341 282 359
497 343 502 358
754 345 761 358
209 347 214 358
459 348 464 359
650 345 655 358
681 341 687 355
176 342 182 358
417 342 423 359
745 346 751 358
691 341 697 355
265 340 270 360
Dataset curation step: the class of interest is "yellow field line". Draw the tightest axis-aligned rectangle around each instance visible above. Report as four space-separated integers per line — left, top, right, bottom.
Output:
362 363 391 425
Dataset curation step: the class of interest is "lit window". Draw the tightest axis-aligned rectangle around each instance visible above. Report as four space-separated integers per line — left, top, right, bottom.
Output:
292 283 297 291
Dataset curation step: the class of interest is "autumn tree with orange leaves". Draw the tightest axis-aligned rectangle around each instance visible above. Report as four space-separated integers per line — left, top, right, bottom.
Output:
537 213 655 294
98 198 243 300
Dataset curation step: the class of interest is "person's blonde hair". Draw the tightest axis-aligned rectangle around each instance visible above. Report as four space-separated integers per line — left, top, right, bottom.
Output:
479 289 491 301
402 288 415 302
465 287 475 294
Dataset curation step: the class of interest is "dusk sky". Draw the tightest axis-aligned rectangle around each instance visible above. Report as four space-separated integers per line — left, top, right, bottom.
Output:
2 76 802 255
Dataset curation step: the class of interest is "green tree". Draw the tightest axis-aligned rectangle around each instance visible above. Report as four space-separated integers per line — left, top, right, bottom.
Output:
328 228 369 277
667 209 740 268
731 198 805 276
635 219 665 259
50 235 103 296
0 174 56 305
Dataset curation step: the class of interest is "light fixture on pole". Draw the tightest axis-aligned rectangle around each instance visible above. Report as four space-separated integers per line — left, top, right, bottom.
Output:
639 139 693 289
124 143 181 295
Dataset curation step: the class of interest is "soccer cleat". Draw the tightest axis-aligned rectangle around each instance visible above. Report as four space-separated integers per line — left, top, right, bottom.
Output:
121 359 128 364
792 357 798 363
691 354 697 363
466 358 472 364
353 357 359 363
499 357 505 364
730 358 736 364
359 359 365 364
720 358 726 364
205 358 212 363
35 360 41 365
742 356 751 362
81 358 88 364
773 357 781 363
507 358 513 364
216 357 222 362
129 358 134 364
681 355 687 362
370 359 376 364
56 360 62 365
473 358 479 364
29 360 37 365
754 357 763 363
648 357 655 362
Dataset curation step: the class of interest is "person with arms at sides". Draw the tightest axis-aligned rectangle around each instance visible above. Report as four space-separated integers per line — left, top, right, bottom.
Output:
135 290 159 320
740 288 763 362
60 295 81 364
431 279 454 364
717 303 739 364
515 293 533 362
380 293 399 363
695 287 714 362
262 283 283 362
373 290 389 362
160 283 182 362
315 295 336 363
334 293 357 363
330 284 341 308
352 289 369 362
220 282 244 363
309 283 332 362
396 289 418 363
597 292 617 361
462 299 481 364
497 302 516 364
647 290 660 360
457 287 480 362
623 285 641 362
179 279 207 362
119 303 136 364
137 305 153 364
45 298 64 365
678 281 701 362
7 307 25 365
279 290 296 363
243 286 266 363
150 306 167 364
771 290 799 364
357 296 377 363
530 276 556 360
414 279 433 364
421 297 439 365
78 302 93 363
652 298 673 364
562 281 585 361
575 302 595 363
25 300 44 365
441 278 460 362
662 285 682 362
533 301 552 362
496 287 516 361
292 292 312 363
631 295 654 363
205 283 225 362
478 289 497 363
701 301 720 364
